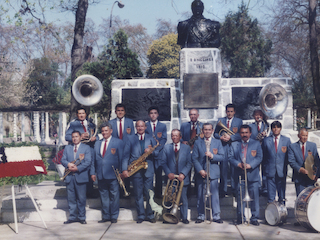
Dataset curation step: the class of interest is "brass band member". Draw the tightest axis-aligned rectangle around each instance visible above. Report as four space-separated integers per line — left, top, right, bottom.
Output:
192 123 225 223
161 129 192 224
229 125 262 226
180 109 203 146
90 122 124 223
61 131 92 224
122 120 159 223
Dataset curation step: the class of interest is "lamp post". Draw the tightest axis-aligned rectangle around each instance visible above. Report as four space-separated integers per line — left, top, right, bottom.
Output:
110 1 125 29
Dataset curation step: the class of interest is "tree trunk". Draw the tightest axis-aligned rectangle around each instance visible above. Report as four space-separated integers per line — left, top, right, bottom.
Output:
309 0 320 109
70 0 89 119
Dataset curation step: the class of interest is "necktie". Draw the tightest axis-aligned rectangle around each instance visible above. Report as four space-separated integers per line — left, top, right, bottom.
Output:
302 144 305 161
275 136 278 153
153 123 156 133
258 123 260 132
119 119 123 140
227 120 230 129
102 139 107 157
81 121 87 132
140 135 143 141
174 144 178 153
192 122 195 130
241 142 248 159
74 145 77 153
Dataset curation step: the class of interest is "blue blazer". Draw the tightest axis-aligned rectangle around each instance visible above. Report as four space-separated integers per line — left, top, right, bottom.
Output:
192 138 225 180
65 118 97 142
160 143 192 185
90 137 124 180
262 135 291 178
122 134 159 178
180 121 203 142
109 117 135 142
229 139 262 182
249 121 269 140
288 141 320 183
214 117 242 144
61 143 92 183
145 121 167 149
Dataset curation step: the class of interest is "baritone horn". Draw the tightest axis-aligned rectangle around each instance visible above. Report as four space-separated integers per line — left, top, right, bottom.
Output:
72 74 103 106
162 175 184 224
216 121 235 136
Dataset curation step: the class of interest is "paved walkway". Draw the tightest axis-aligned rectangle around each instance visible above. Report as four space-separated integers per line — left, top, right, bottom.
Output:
0 218 319 240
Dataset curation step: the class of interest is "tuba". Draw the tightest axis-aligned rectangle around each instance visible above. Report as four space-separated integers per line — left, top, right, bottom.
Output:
162 175 184 224
259 83 288 119
72 75 103 142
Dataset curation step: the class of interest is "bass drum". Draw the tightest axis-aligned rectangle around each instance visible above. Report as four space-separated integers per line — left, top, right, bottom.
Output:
295 184 320 232
265 202 287 226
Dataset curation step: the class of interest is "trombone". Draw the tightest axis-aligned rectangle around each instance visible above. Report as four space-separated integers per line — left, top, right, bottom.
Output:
239 157 253 225
204 141 212 223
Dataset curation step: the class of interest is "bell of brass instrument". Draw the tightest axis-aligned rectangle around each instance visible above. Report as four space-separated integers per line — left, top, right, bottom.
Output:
204 140 213 223
259 83 288 119
72 74 103 106
216 121 235 136
162 175 184 224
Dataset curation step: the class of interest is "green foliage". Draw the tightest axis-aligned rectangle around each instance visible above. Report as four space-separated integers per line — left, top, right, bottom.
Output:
0 142 48 186
77 29 142 119
25 57 67 106
220 2 272 78
147 33 180 79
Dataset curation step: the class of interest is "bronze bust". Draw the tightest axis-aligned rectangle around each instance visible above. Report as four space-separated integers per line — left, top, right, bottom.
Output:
177 0 221 48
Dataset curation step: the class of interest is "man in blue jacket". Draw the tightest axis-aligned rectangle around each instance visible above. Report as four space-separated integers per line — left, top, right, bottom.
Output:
229 125 262 226
180 108 203 146
61 130 92 224
90 122 124 223
192 123 225 223
122 120 159 223
262 121 291 204
288 128 319 197
214 104 242 198
145 106 167 198
161 129 192 224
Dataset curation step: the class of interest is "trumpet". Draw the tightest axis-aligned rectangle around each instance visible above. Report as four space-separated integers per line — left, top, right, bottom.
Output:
60 154 85 181
216 121 235 136
162 175 184 224
112 166 130 197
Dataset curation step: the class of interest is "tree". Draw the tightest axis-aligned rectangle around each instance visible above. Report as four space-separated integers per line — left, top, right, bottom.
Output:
220 2 272 78
25 57 65 106
77 29 143 119
147 33 180 79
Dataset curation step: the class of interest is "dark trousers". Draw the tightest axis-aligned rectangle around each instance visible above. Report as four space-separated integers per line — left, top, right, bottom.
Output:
66 176 87 221
154 166 163 197
98 179 120 220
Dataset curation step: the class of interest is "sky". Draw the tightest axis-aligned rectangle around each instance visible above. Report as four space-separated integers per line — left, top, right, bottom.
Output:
41 0 274 36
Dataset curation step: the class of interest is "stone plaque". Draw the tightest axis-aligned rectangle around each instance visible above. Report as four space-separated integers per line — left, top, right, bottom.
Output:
122 88 171 121
184 73 218 109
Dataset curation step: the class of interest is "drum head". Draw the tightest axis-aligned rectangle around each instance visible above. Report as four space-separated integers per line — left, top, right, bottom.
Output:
265 203 279 226
307 189 320 232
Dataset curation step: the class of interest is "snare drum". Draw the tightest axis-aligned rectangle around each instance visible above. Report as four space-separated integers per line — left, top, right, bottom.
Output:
265 202 287 226
295 185 320 232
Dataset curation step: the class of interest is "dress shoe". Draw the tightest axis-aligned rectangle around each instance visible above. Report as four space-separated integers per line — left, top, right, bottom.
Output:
79 220 87 224
182 219 189 224
250 220 259 226
294 222 300 226
213 219 223 224
146 218 156 223
234 219 243 225
137 219 144 224
111 219 117 223
195 219 204 224
63 219 76 224
98 219 110 223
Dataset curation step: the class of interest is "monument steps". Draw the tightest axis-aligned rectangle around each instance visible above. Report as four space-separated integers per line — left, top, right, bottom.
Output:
1 180 297 223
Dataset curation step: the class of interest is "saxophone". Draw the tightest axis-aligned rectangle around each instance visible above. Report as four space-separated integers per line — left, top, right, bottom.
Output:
127 138 160 176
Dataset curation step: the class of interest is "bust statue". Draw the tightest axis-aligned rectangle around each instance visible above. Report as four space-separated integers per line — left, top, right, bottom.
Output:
177 0 221 48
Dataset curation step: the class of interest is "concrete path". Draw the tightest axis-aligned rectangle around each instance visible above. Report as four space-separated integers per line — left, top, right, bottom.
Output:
1 218 319 240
